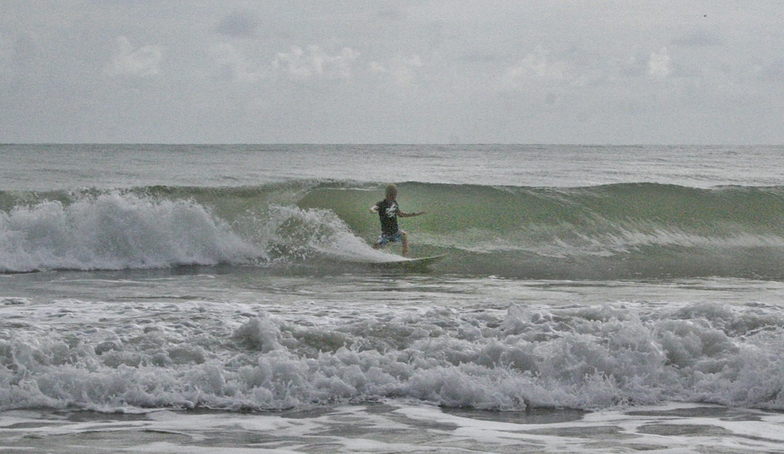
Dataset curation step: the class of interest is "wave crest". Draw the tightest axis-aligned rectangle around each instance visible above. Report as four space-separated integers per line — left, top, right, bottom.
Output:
0 192 261 272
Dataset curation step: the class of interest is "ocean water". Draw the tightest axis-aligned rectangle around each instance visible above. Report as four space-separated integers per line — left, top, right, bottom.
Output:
2 144 784 452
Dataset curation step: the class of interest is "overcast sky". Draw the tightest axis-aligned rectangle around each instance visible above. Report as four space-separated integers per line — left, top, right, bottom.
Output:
1 1 783 144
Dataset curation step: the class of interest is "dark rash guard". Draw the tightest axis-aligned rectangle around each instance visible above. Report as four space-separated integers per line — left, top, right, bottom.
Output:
375 199 400 236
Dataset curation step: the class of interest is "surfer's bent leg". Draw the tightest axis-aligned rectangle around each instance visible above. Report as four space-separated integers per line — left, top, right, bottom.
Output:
375 232 406 254
375 233 396 249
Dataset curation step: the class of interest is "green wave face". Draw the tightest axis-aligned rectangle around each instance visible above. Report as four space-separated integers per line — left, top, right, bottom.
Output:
299 182 784 279
299 182 784 243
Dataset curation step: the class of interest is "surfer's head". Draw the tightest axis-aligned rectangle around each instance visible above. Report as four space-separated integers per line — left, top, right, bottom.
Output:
385 183 398 200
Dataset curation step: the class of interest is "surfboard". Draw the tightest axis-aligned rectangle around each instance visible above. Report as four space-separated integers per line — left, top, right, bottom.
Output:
377 254 448 270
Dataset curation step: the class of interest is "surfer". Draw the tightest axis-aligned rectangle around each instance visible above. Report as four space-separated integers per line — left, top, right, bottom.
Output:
369 183 425 257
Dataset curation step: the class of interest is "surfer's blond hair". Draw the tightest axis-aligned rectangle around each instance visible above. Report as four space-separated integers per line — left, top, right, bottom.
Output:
385 183 398 199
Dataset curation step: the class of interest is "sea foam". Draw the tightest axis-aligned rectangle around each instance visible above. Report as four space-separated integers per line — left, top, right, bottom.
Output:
0 192 261 272
1 297 784 413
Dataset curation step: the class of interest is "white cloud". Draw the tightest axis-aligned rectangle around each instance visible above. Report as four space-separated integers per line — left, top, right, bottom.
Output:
273 45 360 80
370 54 423 87
500 47 571 91
104 36 163 78
648 47 671 80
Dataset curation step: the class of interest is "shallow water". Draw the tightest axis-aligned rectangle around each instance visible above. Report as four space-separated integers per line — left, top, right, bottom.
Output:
2 403 784 453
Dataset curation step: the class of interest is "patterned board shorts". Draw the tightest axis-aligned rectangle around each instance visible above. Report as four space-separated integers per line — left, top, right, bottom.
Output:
375 232 403 247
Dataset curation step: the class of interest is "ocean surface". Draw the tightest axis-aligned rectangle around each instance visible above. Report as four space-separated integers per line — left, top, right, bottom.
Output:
2 144 784 452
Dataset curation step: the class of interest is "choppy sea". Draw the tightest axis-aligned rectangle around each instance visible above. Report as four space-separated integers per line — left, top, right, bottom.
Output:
2 144 784 453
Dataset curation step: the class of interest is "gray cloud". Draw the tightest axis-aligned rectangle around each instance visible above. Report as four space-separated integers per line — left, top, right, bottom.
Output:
758 60 784 82
671 29 724 47
216 10 261 38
